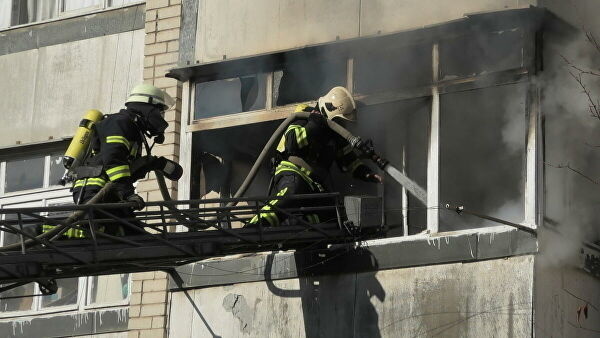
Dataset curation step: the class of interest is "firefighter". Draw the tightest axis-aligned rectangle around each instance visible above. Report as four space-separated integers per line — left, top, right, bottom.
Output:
248 86 382 227
46 84 174 237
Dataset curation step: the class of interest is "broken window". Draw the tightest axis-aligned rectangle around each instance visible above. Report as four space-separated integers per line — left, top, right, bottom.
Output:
353 43 432 95
439 29 525 80
190 121 280 201
5 156 45 193
439 84 526 231
330 97 430 236
273 55 346 106
194 74 267 120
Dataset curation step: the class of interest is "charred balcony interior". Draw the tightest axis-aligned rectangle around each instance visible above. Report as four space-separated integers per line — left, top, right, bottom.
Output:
177 7 549 239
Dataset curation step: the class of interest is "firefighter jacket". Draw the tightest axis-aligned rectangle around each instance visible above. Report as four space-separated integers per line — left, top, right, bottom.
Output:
73 108 144 197
275 112 373 184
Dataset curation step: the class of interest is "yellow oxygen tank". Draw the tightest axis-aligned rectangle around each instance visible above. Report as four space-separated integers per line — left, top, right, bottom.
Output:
63 109 104 169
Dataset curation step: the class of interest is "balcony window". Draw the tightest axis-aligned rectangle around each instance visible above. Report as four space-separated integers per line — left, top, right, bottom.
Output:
194 74 268 120
273 56 346 107
439 84 527 231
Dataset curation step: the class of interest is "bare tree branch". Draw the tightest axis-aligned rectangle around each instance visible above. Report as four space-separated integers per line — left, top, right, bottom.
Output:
567 69 600 120
585 31 600 56
561 55 600 77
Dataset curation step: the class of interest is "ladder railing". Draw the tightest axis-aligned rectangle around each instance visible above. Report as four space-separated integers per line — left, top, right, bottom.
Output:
0 193 380 288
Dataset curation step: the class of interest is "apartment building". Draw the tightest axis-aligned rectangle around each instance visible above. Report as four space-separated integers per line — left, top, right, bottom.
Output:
0 1 598 337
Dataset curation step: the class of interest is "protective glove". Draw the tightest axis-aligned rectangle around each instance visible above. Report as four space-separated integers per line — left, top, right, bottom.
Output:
112 179 136 201
365 173 383 183
126 194 146 210
112 179 144 209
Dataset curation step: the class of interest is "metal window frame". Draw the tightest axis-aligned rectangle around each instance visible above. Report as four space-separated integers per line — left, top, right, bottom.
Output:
189 73 272 126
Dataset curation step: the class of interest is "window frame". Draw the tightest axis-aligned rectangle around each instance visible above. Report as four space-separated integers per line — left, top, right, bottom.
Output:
0 0 144 32
192 73 270 121
181 28 541 237
0 152 130 318
1 153 66 197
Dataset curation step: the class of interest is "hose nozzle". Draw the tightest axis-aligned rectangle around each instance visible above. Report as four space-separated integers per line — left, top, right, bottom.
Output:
354 139 389 170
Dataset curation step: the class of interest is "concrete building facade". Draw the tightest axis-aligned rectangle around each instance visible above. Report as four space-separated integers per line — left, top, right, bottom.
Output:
0 0 598 337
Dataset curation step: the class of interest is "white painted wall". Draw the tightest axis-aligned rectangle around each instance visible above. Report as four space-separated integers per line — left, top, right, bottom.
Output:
0 30 144 146
194 0 537 63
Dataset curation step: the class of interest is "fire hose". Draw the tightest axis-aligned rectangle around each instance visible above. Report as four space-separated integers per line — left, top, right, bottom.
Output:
228 112 427 207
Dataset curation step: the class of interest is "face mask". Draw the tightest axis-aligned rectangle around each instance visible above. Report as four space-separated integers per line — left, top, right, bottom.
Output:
144 107 169 136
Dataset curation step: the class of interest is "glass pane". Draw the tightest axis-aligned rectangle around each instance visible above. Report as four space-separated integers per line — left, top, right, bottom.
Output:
194 74 267 119
0 208 39 312
5 156 45 192
40 278 78 308
273 56 346 107
0 283 35 312
440 29 525 80
3 211 39 248
62 0 101 12
49 154 65 187
0 0 10 29
11 0 58 25
89 274 129 305
354 43 432 95
108 0 139 7
440 84 526 231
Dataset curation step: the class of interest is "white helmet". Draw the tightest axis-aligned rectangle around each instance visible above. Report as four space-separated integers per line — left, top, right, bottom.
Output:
318 86 356 121
126 83 175 109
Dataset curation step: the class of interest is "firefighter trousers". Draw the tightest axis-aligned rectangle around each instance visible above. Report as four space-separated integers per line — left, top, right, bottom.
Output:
248 162 335 227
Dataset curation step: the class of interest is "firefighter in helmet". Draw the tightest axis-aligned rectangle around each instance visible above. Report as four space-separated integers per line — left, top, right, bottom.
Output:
44 84 174 237
248 86 382 227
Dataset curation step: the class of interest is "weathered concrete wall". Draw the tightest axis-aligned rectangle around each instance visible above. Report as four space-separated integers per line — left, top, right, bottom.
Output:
535 230 600 338
0 29 144 146
191 0 537 64
169 255 534 337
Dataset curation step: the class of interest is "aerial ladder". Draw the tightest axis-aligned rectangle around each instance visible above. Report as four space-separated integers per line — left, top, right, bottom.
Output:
0 111 428 296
